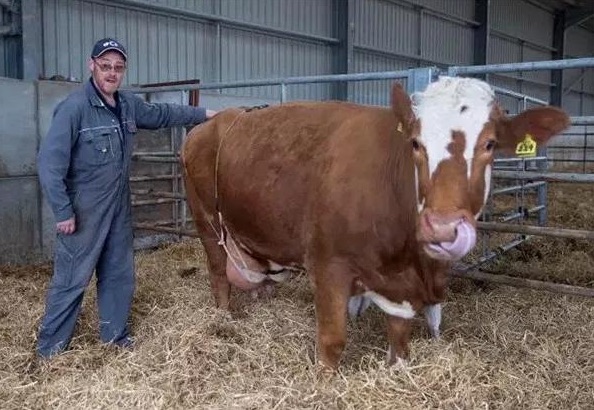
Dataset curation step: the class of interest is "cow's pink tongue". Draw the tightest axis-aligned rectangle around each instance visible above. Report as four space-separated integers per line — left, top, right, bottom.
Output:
427 220 476 260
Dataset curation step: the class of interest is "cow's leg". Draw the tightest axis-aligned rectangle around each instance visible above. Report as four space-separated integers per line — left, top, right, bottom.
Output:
203 239 232 310
312 264 352 371
182 175 231 310
424 303 442 339
386 315 413 366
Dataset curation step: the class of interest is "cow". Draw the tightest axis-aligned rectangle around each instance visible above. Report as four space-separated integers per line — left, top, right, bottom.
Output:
180 76 570 371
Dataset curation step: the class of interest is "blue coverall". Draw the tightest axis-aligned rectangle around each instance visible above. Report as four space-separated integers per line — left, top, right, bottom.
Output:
36 79 206 357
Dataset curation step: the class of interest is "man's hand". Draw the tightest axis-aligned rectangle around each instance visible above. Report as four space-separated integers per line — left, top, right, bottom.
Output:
57 217 76 235
206 109 218 119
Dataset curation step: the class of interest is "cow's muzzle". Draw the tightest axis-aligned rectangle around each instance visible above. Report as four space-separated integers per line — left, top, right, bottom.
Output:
418 211 477 261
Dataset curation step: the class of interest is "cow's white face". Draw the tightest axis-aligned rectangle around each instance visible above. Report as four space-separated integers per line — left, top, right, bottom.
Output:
389 76 570 262
412 77 495 213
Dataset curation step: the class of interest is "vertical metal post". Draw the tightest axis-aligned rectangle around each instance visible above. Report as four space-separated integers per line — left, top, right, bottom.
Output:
215 0 223 89
280 83 287 103
406 67 436 94
551 10 566 107
331 0 354 100
417 7 423 67
473 0 490 80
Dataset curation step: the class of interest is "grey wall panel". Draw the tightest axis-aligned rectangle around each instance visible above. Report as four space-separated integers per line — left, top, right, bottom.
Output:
565 26 594 99
521 46 552 85
491 0 553 49
521 83 551 104
411 0 475 20
0 177 43 264
354 0 418 56
128 0 216 14
583 96 594 115
356 0 474 66
421 15 473 65
1 5 22 79
564 91 582 116
219 0 333 37
0 78 37 177
221 28 333 100
0 7 6 77
37 81 80 141
565 25 594 58
42 0 217 85
489 35 521 64
349 51 410 106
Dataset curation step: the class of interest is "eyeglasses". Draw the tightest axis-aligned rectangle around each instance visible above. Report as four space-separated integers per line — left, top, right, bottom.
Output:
94 59 127 74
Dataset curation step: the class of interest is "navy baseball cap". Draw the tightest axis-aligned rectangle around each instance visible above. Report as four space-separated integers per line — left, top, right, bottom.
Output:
91 38 127 61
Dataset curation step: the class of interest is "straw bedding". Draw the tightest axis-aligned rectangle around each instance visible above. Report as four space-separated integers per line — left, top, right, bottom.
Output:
1 183 593 409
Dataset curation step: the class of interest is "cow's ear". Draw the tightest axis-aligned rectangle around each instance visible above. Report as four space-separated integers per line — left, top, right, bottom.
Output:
391 82 415 128
495 106 570 153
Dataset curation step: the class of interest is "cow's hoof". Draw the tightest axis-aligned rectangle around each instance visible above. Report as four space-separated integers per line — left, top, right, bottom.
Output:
386 346 409 369
316 361 339 377
390 356 408 370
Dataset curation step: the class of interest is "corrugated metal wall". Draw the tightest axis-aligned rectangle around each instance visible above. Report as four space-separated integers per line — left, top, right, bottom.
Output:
351 0 475 106
0 6 6 77
489 0 594 115
35 0 594 112
41 0 334 101
489 0 556 112
565 25 594 116
0 3 20 78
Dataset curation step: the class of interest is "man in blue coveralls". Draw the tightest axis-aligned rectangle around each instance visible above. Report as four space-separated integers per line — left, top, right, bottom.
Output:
36 38 217 358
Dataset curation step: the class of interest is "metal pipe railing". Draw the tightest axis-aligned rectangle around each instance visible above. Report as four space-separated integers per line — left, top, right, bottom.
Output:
123 69 413 94
491 181 546 195
448 57 594 76
477 221 594 240
492 170 594 183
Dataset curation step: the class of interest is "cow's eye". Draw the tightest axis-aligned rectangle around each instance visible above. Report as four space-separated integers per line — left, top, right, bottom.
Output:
411 139 420 151
485 139 496 151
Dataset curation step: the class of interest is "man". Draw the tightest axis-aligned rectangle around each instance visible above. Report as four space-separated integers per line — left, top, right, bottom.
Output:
36 37 216 358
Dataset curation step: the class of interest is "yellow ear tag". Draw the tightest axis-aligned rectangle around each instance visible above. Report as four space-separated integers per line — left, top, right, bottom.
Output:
515 133 537 157
397 122 403 133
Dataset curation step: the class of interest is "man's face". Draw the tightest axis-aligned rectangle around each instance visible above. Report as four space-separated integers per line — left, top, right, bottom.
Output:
88 51 126 98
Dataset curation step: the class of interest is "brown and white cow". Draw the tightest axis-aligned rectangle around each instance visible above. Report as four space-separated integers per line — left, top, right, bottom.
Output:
180 76 570 370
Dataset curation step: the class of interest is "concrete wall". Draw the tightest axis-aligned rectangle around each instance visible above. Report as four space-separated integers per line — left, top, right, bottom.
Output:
0 77 41 264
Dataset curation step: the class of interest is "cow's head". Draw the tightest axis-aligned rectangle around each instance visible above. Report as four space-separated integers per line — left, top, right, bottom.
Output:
392 76 570 261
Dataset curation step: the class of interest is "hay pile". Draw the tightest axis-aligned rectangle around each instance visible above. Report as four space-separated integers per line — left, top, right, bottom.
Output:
486 182 594 287
1 234 593 409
